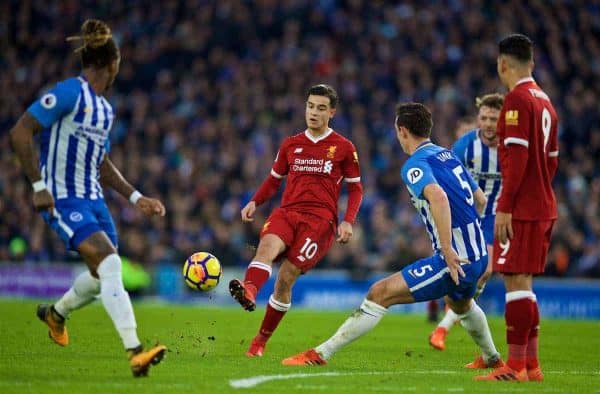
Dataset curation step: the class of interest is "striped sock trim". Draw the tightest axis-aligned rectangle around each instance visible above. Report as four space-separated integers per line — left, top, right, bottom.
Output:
248 261 272 275
506 290 535 303
361 299 388 317
269 295 291 312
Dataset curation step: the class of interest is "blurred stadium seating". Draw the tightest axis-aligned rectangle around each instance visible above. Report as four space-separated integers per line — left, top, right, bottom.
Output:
1 1 599 278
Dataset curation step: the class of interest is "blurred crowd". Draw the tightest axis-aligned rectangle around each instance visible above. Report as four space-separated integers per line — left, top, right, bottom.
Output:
1 0 599 278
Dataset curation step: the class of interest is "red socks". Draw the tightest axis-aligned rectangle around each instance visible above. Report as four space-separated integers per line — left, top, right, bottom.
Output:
256 296 291 343
505 292 535 371
244 261 272 293
527 301 540 370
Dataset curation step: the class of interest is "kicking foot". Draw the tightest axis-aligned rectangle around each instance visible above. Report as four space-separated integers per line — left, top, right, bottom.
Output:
229 279 257 311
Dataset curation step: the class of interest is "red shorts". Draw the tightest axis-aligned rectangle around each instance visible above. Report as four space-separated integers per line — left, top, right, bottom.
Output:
493 219 555 274
261 207 336 273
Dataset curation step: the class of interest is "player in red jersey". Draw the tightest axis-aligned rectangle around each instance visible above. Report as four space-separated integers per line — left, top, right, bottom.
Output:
476 34 558 382
229 84 363 357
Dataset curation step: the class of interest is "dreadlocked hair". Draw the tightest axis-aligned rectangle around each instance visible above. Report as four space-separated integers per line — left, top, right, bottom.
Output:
67 19 119 68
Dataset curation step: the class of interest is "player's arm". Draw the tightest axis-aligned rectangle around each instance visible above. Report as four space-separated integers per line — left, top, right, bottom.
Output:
474 188 487 216
99 157 165 217
9 112 54 212
9 112 44 185
338 145 363 243
495 94 530 243
241 142 288 222
423 184 466 285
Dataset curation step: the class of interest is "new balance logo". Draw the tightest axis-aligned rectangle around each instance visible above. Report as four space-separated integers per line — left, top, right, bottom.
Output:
294 148 303 153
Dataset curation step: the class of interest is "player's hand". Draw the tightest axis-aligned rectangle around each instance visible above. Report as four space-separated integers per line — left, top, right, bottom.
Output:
33 189 55 213
241 201 256 222
442 247 468 286
337 221 353 243
135 196 166 217
494 211 513 244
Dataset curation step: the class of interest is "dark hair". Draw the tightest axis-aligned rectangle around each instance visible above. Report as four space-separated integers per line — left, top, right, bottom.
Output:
498 34 533 63
475 93 504 110
307 84 338 108
67 19 120 68
395 103 433 138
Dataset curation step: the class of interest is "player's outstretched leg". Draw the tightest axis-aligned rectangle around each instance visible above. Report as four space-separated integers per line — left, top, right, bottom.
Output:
36 304 68 346
128 345 168 377
229 261 272 312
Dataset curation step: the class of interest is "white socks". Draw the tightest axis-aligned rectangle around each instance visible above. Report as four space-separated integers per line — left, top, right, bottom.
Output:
316 299 387 360
458 301 499 363
54 270 100 318
438 308 459 330
97 254 140 350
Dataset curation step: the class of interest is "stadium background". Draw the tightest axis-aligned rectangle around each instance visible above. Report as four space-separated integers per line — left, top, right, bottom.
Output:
1 1 599 309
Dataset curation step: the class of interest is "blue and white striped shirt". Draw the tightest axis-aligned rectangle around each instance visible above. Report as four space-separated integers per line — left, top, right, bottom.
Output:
402 142 487 262
28 76 113 200
452 129 502 217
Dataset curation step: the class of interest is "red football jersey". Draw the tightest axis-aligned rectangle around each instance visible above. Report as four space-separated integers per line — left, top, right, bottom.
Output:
497 77 558 220
270 128 361 222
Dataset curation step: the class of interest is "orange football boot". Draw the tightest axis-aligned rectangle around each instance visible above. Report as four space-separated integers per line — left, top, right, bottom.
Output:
36 304 68 347
474 365 528 381
245 337 266 357
527 367 544 382
429 327 447 351
282 349 327 366
465 355 505 369
128 345 167 377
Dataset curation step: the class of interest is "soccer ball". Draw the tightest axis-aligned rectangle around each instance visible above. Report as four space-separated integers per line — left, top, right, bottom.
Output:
182 252 222 291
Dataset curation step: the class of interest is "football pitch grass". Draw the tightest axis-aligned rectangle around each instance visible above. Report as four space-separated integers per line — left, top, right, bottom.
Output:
1 299 598 393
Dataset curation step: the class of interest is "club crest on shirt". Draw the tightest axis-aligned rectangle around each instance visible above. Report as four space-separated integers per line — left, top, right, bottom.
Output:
326 145 337 159
353 151 359 163
505 110 519 126
262 221 271 232
40 93 57 109
407 167 423 184
69 211 83 222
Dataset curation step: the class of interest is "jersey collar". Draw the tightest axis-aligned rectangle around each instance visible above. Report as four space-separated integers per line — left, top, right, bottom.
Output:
415 140 433 152
515 77 535 86
304 128 333 143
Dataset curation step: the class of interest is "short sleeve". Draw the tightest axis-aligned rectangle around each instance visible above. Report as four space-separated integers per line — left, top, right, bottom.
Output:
402 160 437 198
342 141 361 183
502 92 531 148
27 78 80 128
271 139 289 178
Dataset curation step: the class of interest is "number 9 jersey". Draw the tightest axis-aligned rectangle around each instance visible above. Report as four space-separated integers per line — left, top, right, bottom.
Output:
496 77 558 221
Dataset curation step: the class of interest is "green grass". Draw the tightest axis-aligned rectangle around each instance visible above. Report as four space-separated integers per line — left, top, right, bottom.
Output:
0 299 598 393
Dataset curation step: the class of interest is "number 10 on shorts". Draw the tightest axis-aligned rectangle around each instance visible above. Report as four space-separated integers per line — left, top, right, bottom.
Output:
297 237 318 262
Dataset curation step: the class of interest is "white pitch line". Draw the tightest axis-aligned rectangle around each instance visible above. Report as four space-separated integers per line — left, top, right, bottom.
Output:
229 370 457 389
229 369 600 389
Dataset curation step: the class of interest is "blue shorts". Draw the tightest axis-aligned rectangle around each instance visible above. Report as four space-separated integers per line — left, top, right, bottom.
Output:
481 215 495 245
401 254 487 302
41 198 118 250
